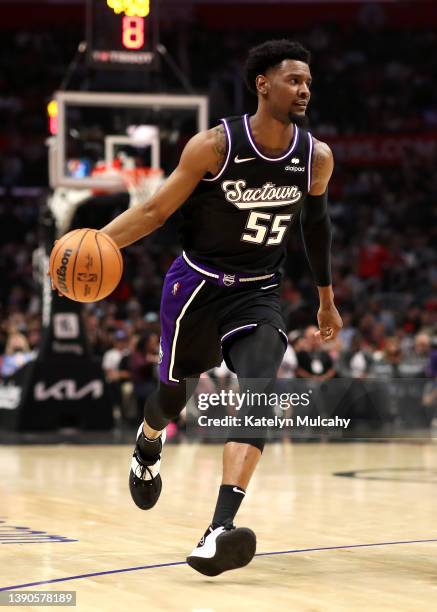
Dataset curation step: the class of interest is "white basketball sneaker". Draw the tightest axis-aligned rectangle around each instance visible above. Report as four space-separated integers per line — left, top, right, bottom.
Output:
129 423 166 510
187 522 256 576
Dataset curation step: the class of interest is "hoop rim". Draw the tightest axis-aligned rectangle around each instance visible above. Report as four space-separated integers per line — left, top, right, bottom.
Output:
121 167 163 177
120 166 164 194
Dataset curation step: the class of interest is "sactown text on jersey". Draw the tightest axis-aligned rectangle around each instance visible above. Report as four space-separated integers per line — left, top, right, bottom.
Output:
221 180 302 209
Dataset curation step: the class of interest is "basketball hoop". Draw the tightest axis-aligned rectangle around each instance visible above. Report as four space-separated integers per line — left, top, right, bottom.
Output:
121 167 164 207
90 159 125 193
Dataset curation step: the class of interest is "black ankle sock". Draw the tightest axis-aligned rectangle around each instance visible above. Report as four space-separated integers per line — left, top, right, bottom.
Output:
137 429 162 460
212 484 246 528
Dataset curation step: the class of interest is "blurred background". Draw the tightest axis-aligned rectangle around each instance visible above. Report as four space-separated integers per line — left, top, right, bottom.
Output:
0 0 436 439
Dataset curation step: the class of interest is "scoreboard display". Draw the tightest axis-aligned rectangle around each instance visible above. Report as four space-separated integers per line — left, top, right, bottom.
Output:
86 0 158 69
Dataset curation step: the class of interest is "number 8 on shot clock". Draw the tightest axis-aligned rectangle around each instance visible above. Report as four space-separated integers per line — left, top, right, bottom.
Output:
86 0 159 69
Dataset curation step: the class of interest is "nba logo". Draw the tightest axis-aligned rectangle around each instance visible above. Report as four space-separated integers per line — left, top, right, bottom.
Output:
223 274 235 286
172 282 180 295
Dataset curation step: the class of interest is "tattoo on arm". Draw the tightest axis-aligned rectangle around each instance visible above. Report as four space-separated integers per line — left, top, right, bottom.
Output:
312 140 326 184
211 124 227 175
311 139 334 191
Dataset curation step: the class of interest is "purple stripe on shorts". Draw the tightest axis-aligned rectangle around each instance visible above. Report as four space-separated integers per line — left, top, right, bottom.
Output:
159 256 204 385
221 323 258 343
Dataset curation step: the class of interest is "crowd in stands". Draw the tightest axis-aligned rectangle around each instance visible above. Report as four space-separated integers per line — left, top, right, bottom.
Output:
0 13 436 428
1 16 437 185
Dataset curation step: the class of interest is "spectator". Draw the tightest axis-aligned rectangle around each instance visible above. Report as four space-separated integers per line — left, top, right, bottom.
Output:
370 337 402 379
295 326 336 381
399 332 431 378
422 378 437 420
278 331 300 379
102 329 131 383
126 331 159 418
102 329 131 416
1 332 35 378
338 332 373 379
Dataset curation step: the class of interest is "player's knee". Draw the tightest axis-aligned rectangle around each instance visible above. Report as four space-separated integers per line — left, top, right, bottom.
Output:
157 384 186 420
229 324 285 379
158 376 199 421
160 402 185 421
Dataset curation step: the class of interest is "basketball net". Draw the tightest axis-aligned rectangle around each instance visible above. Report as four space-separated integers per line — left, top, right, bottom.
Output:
49 163 164 237
48 187 93 237
121 167 164 208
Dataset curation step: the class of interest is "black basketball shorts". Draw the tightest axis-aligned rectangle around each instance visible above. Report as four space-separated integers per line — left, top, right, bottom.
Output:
158 252 288 385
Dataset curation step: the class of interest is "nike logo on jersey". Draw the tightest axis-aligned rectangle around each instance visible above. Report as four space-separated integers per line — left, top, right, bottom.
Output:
232 487 245 495
234 155 256 164
221 179 302 209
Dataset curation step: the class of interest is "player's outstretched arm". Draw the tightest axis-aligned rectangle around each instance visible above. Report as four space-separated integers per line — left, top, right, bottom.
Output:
100 126 226 248
301 139 342 341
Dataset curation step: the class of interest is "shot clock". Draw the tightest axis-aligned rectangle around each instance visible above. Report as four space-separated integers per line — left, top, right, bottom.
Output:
86 0 159 69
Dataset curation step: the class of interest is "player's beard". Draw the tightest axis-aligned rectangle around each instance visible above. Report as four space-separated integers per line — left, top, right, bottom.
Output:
288 112 309 128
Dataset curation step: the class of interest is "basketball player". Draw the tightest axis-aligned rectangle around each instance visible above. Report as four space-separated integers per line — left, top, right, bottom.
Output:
100 40 343 575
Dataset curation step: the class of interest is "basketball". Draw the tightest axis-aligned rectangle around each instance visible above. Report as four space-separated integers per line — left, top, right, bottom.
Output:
49 228 123 302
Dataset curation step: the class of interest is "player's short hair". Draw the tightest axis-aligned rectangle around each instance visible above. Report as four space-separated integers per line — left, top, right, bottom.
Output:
244 40 311 95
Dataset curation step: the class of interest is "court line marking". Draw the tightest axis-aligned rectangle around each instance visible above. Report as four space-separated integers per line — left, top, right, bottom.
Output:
334 467 437 484
1 537 437 591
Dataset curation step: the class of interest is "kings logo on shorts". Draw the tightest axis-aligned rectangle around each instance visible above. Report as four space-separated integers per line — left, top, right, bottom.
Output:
56 248 73 294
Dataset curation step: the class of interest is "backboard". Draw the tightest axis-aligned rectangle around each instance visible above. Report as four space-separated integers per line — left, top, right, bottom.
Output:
49 91 209 190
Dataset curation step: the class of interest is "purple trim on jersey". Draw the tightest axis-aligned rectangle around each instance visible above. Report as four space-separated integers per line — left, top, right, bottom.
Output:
202 118 232 182
243 114 299 162
307 132 314 192
159 256 205 385
183 251 277 287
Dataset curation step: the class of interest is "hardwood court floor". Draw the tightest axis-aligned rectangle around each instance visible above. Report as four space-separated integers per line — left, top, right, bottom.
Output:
1 441 437 611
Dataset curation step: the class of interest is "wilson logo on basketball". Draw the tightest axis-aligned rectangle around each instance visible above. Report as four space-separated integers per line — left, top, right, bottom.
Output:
56 249 73 294
221 180 302 209
50 228 123 303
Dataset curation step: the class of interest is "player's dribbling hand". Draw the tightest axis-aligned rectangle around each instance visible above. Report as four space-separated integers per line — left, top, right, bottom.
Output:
315 304 343 342
47 269 65 297
46 240 65 297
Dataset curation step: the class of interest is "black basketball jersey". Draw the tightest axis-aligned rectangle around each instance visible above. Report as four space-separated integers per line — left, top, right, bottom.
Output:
180 114 314 275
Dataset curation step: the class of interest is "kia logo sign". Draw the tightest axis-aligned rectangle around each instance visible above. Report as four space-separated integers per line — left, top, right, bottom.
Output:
34 380 103 401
